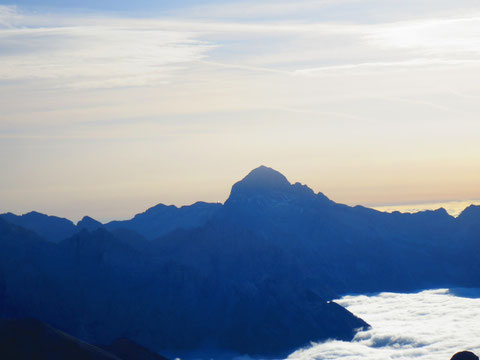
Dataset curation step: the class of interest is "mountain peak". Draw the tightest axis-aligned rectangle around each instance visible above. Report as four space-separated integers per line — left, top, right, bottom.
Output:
457 204 480 223
77 216 103 231
226 166 293 204
237 165 291 189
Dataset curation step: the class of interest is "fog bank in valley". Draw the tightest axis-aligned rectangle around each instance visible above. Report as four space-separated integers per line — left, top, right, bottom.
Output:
288 289 480 360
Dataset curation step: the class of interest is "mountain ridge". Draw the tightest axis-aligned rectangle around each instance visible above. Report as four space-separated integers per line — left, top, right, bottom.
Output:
1 166 471 243
1 166 479 358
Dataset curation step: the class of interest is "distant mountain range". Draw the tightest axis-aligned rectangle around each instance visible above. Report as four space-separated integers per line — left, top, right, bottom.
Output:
1 166 479 358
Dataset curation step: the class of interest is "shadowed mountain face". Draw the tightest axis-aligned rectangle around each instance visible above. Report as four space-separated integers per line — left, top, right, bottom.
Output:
218 166 468 294
1 166 480 358
0 218 367 357
99 338 170 360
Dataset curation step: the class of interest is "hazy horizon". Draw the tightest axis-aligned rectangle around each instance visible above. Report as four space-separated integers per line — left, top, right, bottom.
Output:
2 165 479 223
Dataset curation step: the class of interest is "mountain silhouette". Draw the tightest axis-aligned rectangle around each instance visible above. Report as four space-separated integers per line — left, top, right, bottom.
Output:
105 201 222 240
0 211 76 243
0 166 479 358
77 216 104 232
229 165 291 196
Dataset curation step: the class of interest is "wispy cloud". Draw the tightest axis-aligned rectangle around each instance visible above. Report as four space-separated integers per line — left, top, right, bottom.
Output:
293 59 480 76
0 5 20 27
3 5 480 90
0 8 214 89
366 16 480 56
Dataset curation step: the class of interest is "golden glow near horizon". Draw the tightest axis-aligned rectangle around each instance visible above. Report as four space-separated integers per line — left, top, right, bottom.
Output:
372 200 480 218
1 1 480 221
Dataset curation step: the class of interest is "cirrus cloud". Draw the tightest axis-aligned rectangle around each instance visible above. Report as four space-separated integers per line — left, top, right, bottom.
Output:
0 7 214 89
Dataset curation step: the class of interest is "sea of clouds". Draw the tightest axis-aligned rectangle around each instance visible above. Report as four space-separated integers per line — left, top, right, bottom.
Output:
288 289 480 360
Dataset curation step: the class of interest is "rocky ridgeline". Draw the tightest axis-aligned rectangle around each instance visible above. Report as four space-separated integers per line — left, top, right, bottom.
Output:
1 166 480 358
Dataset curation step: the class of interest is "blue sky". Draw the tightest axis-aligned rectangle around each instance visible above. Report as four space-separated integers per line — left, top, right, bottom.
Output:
5 0 210 11
1 1 480 221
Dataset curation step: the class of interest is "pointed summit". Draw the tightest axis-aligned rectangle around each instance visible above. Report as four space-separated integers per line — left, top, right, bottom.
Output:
77 216 103 231
457 204 480 223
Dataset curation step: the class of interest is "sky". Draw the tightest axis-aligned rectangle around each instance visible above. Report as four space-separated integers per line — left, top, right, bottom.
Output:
287 288 480 360
1 0 480 222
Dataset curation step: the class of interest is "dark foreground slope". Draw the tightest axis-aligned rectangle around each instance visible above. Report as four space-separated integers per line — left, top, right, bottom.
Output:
1 166 479 358
0 318 169 360
99 338 169 360
0 318 120 360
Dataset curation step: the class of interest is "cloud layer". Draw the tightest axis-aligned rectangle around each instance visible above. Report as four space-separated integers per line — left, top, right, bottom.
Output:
3 3 480 89
288 289 480 360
